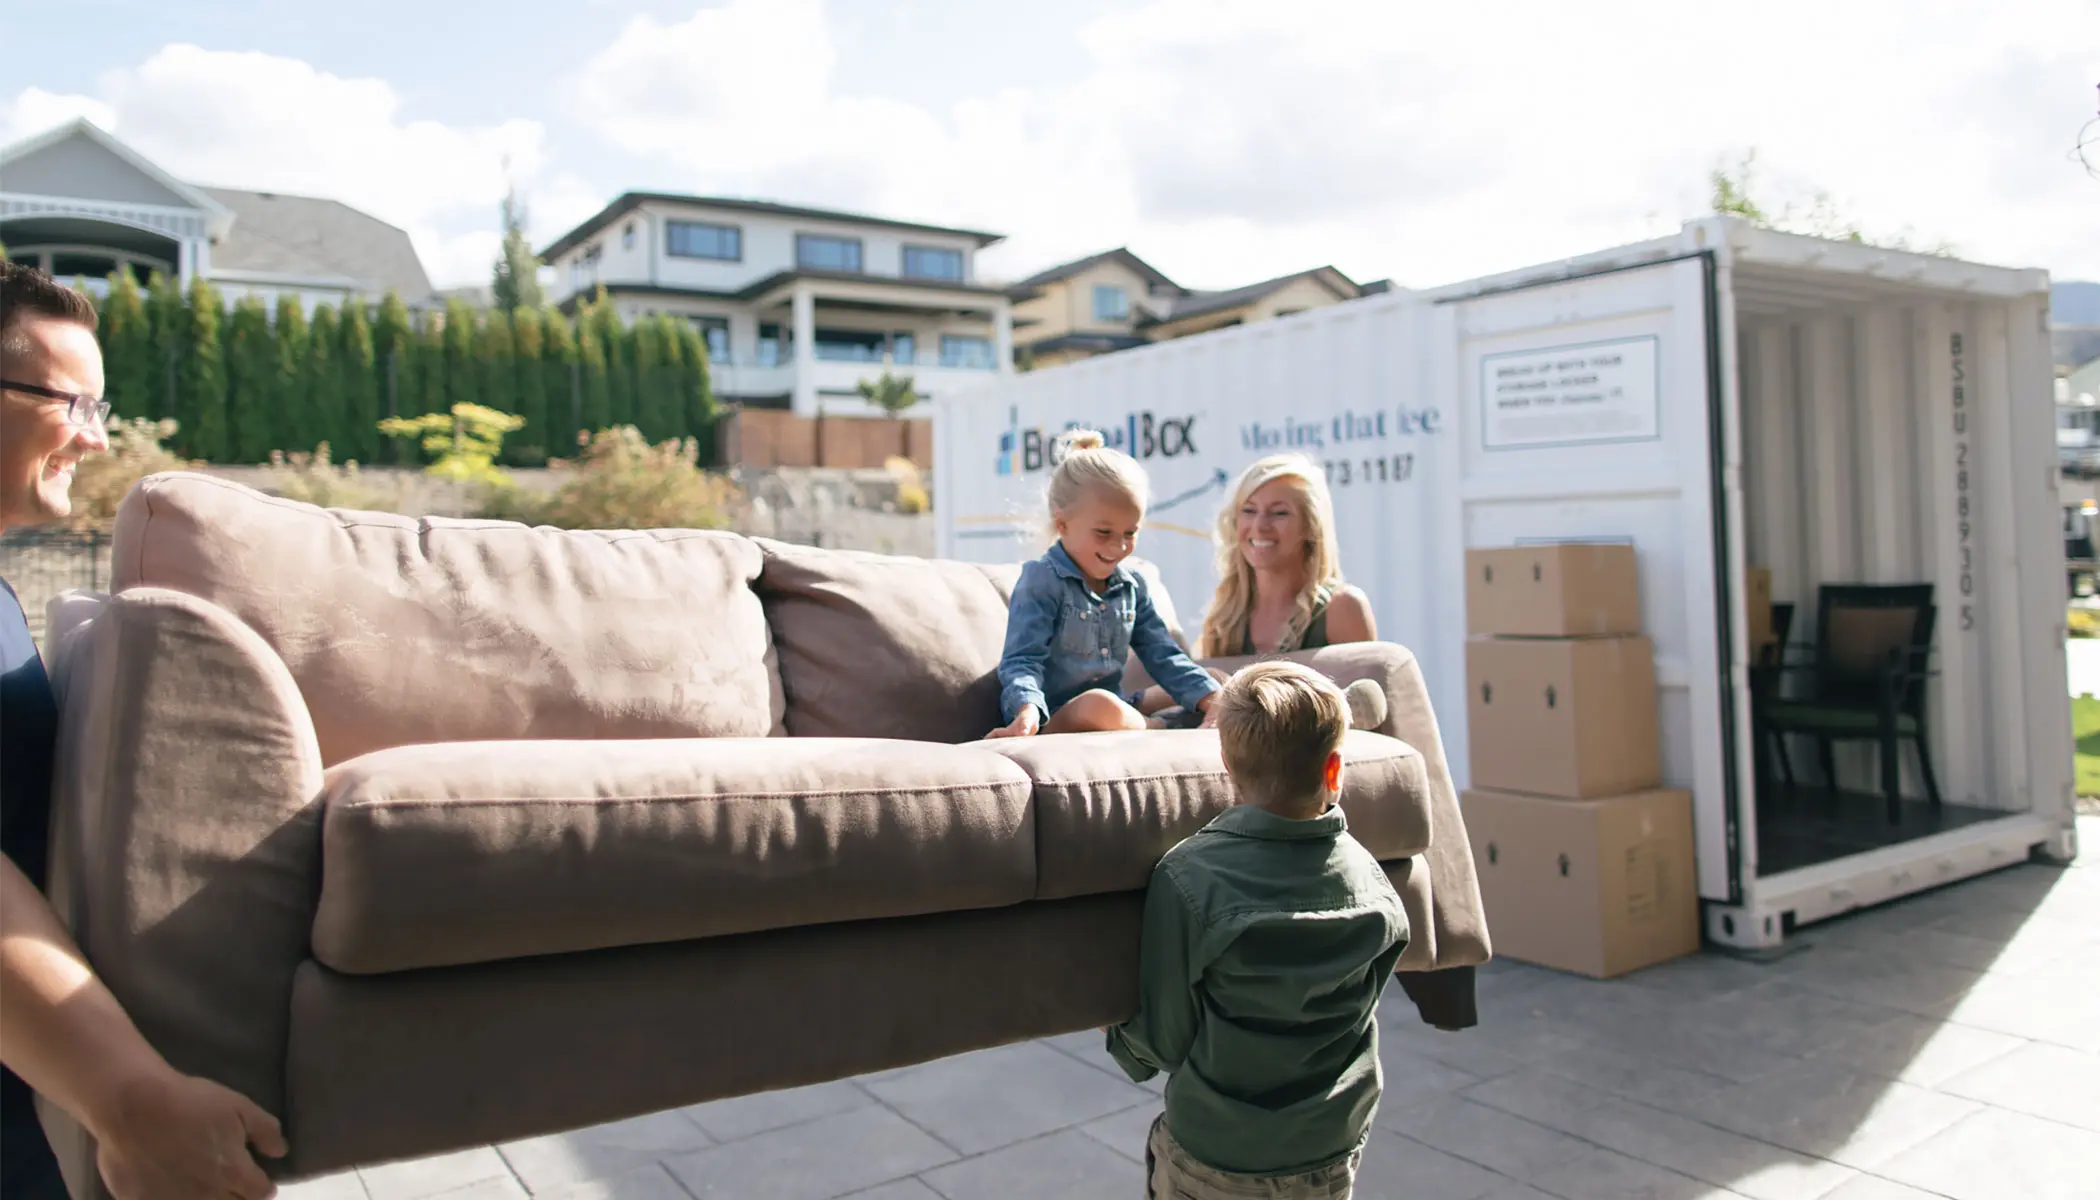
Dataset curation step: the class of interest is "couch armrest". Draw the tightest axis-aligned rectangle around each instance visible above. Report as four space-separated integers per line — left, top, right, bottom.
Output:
41 587 326 1188
1196 641 1492 978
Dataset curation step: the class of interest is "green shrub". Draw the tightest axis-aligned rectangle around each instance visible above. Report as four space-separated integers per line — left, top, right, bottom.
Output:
378 402 526 488
886 455 930 514
488 425 739 531
266 443 396 512
66 417 192 529
2071 606 2100 639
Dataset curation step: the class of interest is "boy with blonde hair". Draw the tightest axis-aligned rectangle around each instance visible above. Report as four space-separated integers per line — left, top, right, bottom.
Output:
1107 661 1407 1198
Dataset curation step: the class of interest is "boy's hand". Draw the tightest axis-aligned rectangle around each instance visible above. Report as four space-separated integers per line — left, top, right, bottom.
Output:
987 708 1040 739
95 1069 287 1200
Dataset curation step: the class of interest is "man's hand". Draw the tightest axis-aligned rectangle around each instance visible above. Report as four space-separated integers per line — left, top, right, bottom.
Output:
986 707 1040 739
95 1070 287 1200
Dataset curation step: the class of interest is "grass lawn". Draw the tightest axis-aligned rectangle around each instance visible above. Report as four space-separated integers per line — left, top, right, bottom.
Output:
2073 695 2100 800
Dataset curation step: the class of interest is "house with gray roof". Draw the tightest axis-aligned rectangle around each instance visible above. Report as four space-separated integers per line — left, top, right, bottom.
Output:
1004 246 1392 368
0 117 436 313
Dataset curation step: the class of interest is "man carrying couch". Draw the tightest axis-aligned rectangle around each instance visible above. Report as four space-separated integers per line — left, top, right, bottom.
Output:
0 261 287 1198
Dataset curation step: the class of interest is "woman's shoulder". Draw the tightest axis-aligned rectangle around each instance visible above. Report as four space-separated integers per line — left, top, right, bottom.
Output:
1321 584 1378 641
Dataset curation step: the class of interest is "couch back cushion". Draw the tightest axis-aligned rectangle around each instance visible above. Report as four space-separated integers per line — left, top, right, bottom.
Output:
113 472 782 765
753 537 1021 742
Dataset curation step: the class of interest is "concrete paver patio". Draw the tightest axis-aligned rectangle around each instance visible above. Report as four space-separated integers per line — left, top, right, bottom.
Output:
284 816 2098 1200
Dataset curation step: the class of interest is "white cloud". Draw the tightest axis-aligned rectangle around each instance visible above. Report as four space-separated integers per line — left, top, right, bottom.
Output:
562 0 2100 287
0 87 115 143
8 3 2091 295
0 45 588 288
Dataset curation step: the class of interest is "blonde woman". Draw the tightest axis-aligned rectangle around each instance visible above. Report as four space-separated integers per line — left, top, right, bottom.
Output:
1198 453 1376 658
1130 454 1383 729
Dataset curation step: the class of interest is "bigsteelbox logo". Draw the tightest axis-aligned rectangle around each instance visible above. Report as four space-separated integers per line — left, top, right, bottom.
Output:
995 406 1200 475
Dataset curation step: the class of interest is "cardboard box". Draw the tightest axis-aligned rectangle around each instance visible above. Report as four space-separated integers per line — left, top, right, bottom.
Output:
1461 787 1701 978
1464 543 1641 638
1466 635 1661 799
1744 566 1774 654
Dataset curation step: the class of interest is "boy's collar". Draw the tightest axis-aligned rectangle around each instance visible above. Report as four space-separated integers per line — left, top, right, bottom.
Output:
1213 802 1346 840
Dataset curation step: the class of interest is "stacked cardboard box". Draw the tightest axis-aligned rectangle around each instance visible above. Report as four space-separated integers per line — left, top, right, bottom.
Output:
1461 543 1700 979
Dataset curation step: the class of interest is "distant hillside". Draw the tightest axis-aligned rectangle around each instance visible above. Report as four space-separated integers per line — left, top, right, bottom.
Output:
2058 281 2100 327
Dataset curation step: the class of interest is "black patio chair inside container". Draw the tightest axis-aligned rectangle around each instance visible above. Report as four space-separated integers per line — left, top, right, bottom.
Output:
1757 584 1940 823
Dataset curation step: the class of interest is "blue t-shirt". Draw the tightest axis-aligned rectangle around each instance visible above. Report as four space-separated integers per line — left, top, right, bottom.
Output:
0 577 61 1175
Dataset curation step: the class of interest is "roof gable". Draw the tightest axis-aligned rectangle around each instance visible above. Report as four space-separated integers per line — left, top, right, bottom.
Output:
203 187 434 301
1005 247 1184 299
0 120 228 225
1145 266 1360 326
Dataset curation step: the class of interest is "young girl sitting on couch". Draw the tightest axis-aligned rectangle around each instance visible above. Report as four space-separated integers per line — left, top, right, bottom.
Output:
986 429 1224 737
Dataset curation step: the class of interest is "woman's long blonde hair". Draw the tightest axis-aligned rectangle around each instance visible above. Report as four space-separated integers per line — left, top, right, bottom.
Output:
1198 454 1344 657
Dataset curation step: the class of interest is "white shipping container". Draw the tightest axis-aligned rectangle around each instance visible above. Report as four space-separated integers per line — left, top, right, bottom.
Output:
936 216 2079 950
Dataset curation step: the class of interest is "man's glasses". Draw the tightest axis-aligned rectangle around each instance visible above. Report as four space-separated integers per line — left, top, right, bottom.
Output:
0 380 111 428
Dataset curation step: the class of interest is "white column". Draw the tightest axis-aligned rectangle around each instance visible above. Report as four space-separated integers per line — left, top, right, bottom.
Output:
791 284 817 415
993 296 1014 374
176 238 195 287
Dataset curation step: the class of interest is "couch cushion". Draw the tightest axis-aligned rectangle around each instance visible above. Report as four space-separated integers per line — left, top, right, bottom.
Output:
751 538 1021 743
980 729 1430 901
113 472 783 766
312 737 1036 974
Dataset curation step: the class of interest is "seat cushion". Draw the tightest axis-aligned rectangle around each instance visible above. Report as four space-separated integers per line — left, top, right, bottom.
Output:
980 729 1431 901
113 472 783 766
1763 703 1920 735
312 738 1036 974
751 537 1022 743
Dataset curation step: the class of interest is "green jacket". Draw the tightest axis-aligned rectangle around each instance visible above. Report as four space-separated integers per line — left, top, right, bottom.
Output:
1106 803 1409 1176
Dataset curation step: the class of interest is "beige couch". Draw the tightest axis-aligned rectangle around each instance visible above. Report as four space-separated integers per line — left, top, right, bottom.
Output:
37 471 1489 1192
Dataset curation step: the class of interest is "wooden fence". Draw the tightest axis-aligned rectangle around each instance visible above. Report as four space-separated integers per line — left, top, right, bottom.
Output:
720 409 932 470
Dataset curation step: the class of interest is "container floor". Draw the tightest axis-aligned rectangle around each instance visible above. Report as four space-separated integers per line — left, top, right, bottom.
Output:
1754 784 2011 876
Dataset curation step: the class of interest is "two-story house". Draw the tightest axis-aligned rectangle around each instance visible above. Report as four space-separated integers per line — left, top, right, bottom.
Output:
539 193 1015 429
1005 247 1385 369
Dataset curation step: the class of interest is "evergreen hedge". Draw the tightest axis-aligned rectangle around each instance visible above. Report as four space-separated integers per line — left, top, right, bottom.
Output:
89 275 716 467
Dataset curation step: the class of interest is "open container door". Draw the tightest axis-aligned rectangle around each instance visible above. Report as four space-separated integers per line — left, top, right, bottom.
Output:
1438 250 1753 911
1721 223 2077 946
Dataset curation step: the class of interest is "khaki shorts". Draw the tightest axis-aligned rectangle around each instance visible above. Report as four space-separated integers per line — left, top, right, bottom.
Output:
1144 1114 1364 1199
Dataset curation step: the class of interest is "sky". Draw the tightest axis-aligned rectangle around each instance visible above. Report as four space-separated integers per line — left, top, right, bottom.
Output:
5 0 2096 292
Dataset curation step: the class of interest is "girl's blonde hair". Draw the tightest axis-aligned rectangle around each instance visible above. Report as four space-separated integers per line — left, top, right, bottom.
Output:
1198 454 1344 657
1045 428 1150 534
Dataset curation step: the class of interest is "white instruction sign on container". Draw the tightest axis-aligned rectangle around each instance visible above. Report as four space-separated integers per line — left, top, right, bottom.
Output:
1480 335 1661 450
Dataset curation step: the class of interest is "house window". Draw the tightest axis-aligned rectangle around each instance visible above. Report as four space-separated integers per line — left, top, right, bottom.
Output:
667 221 740 261
49 253 119 281
571 245 602 291
796 233 863 273
813 328 887 363
902 245 963 282
623 222 636 250
688 316 731 364
757 322 791 366
890 332 916 365
1093 284 1129 322
941 335 994 369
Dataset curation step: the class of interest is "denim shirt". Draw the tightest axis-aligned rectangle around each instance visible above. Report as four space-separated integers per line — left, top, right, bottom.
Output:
997 544 1221 725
